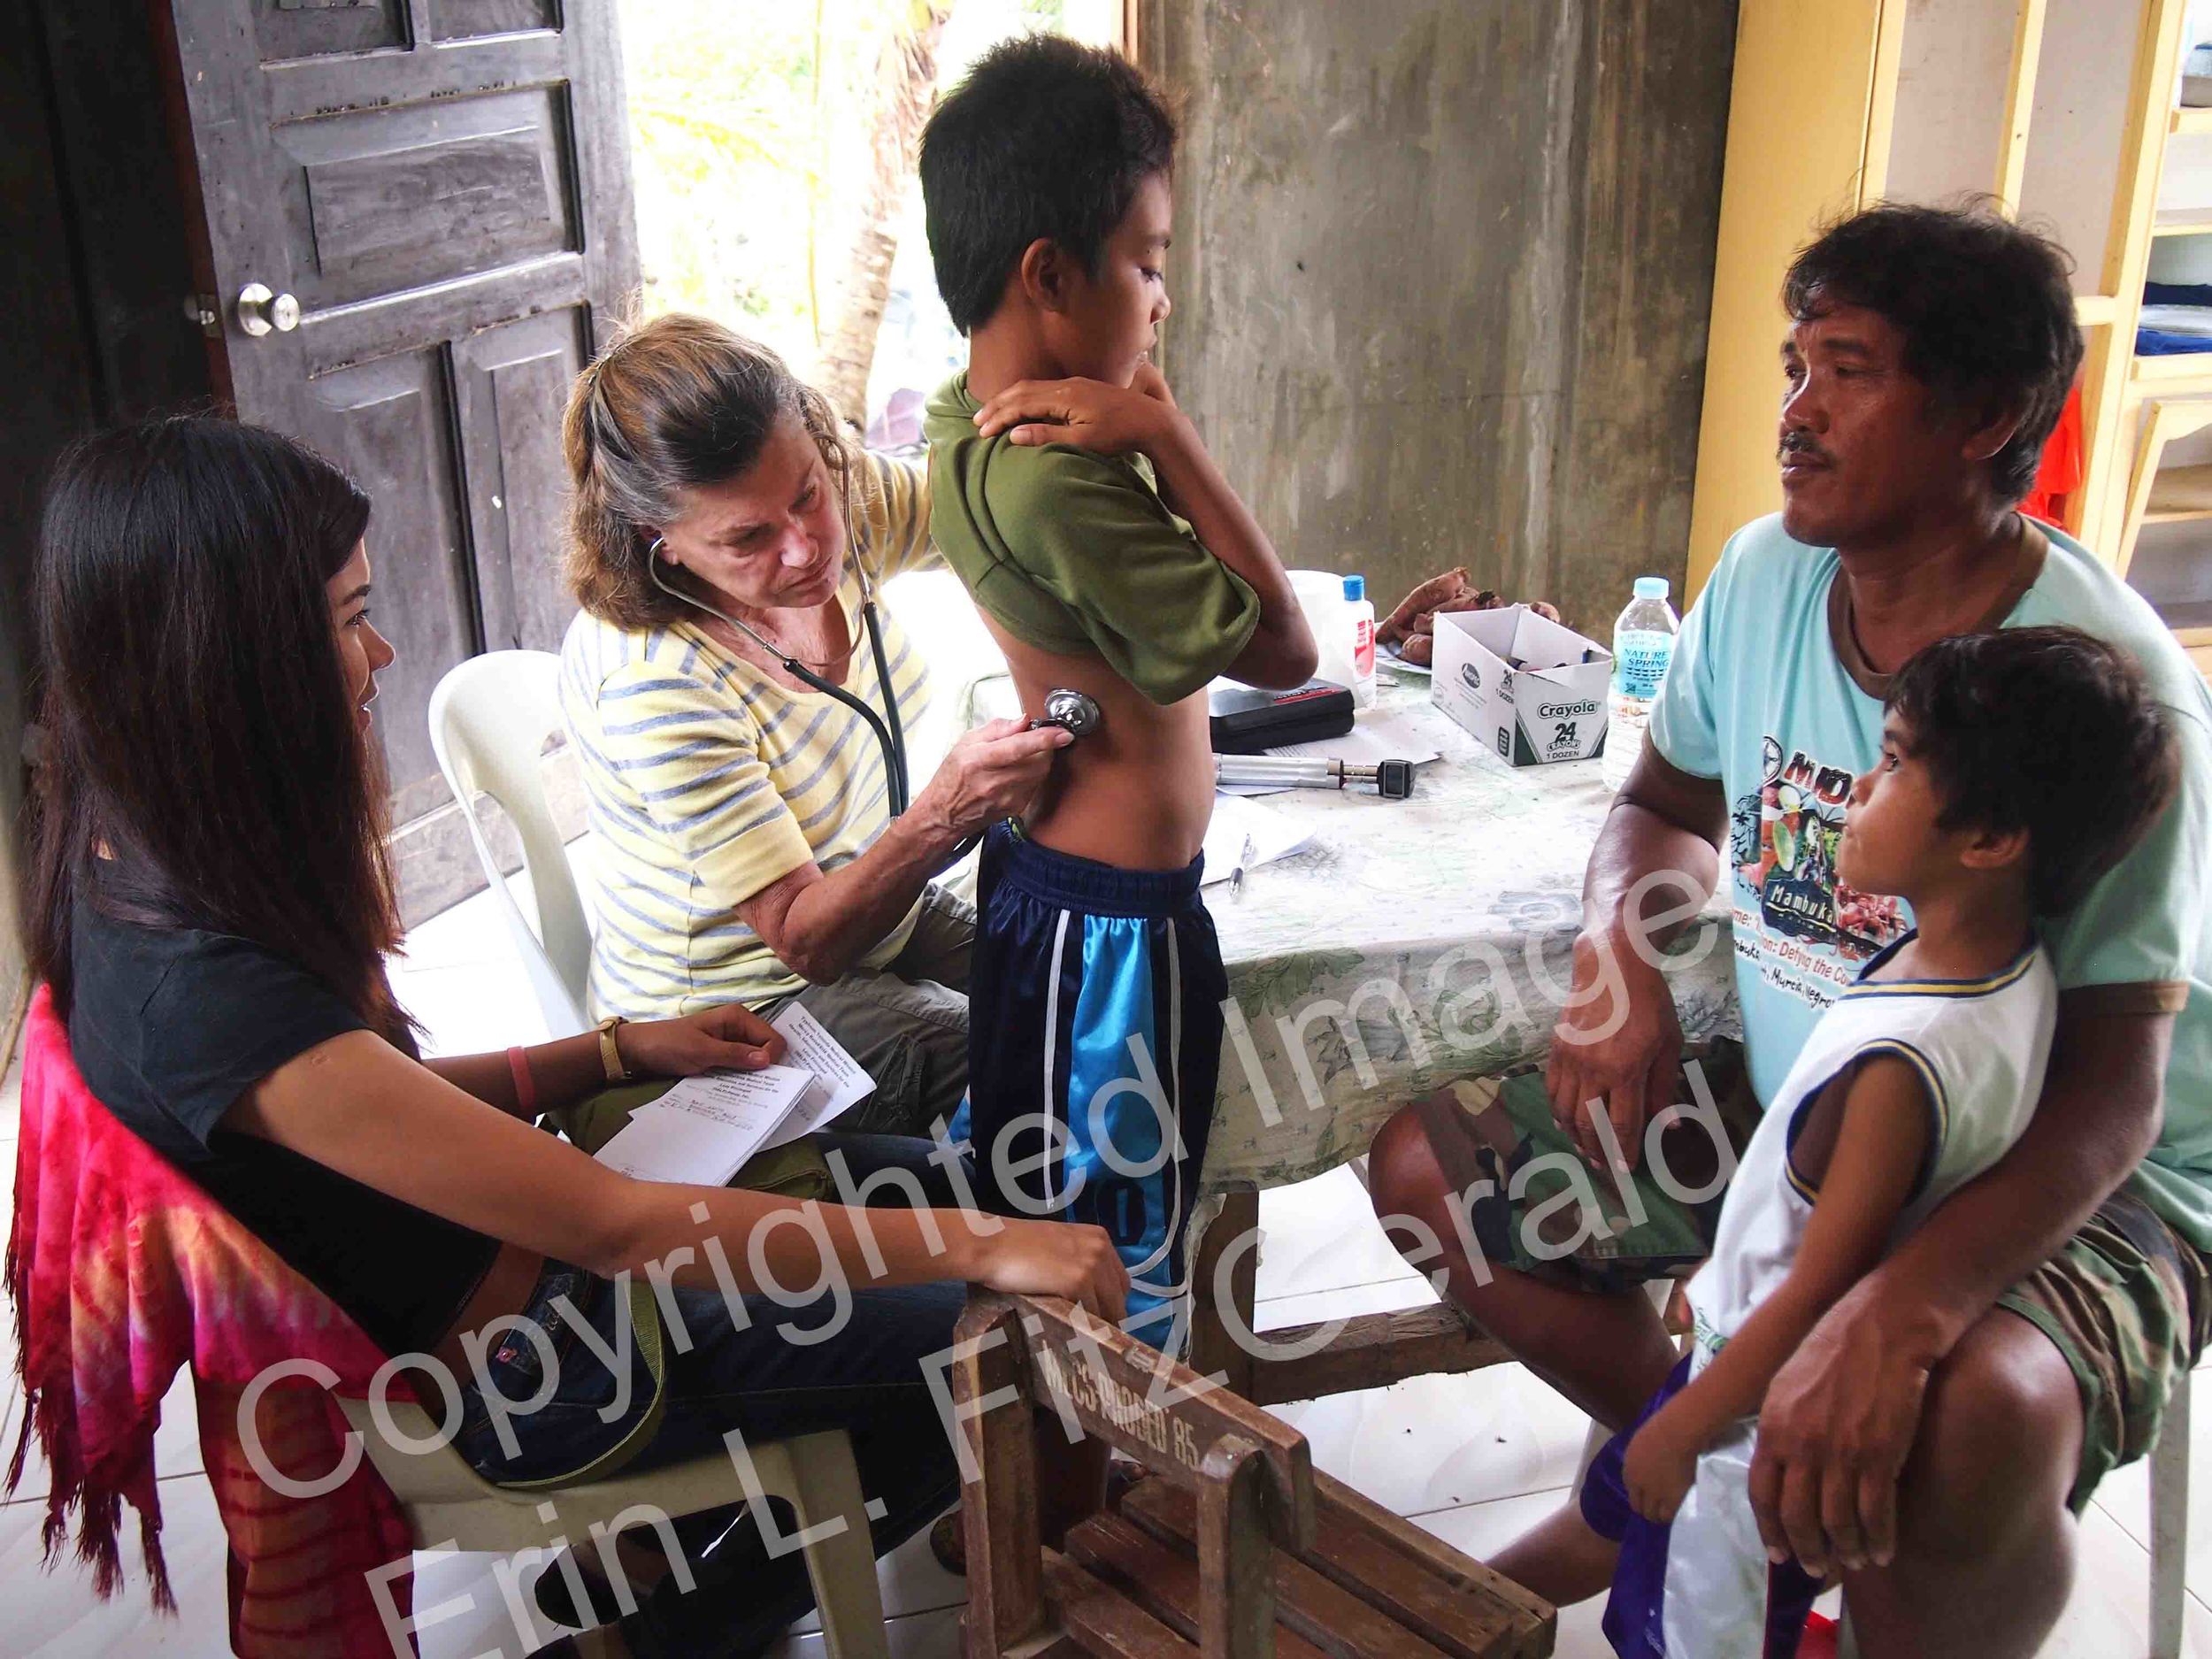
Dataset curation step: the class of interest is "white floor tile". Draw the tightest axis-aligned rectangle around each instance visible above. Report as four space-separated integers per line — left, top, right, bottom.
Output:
406 1507 971 1654
1256 1164 1429 1306
388 958 552 1059
1271 1362 1592 1519
399 880 530 975
2040 1501 2212 1657
1 1043 22 1147
4 1474 234 1657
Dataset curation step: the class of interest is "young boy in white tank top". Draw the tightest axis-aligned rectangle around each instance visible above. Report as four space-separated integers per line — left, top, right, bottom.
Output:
1504 626 2179 1659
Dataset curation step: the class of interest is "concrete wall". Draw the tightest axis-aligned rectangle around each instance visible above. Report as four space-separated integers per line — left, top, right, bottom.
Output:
1141 0 1738 634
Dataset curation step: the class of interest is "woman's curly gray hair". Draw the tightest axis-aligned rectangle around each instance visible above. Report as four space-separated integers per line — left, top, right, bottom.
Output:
563 313 866 630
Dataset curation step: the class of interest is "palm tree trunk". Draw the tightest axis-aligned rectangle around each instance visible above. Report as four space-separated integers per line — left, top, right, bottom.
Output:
818 0 956 428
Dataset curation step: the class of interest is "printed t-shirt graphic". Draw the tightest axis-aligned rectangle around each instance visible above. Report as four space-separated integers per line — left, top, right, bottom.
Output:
1727 732 1909 1010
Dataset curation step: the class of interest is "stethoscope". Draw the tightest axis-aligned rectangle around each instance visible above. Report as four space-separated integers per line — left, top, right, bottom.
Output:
644 524 1102 825
649 533 917 813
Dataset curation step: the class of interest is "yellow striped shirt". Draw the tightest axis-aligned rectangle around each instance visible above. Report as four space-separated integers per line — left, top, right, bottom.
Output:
560 451 936 1015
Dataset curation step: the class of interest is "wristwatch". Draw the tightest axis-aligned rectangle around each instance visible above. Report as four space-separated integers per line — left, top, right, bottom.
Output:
594 1015 630 1084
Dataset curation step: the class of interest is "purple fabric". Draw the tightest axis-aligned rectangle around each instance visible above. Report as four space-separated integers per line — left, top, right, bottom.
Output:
1581 1356 1823 1658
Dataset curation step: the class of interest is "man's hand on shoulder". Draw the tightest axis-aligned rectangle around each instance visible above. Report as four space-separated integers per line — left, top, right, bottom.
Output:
972 365 1188 461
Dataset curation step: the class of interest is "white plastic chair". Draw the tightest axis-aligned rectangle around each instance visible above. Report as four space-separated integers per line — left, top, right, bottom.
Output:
2149 1368 2193 1659
427 650 593 1036
339 1398 890 1657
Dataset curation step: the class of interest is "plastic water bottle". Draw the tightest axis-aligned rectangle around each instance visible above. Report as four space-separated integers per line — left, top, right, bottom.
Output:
1344 574 1377 708
1601 576 1679 789
1291 570 1354 690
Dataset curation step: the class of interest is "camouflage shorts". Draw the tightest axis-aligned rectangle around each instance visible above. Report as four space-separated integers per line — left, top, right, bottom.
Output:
1998 1187 2211 1509
1411 1041 1763 1295
1413 1042 2209 1508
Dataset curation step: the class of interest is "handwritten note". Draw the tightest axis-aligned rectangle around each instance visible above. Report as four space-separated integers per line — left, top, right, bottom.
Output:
760 1002 875 1148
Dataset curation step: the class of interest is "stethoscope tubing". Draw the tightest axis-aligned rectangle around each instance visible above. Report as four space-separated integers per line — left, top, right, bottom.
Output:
647 520 912 818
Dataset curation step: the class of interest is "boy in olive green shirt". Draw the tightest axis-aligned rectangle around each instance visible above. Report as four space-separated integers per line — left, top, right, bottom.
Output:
918 36 1316 1350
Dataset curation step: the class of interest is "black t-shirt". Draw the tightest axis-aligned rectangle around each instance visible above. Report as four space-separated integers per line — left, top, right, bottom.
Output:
67 906 501 1356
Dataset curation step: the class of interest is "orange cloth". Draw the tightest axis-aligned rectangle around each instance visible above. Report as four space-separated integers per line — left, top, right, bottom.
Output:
6 985 419 1655
2020 383 2085 527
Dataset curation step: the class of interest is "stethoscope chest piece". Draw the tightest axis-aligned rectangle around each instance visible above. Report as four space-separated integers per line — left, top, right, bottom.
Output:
1038 687 1104 739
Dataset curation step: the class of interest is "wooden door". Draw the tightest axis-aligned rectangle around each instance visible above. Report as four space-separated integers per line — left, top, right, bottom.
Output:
159 0 636 914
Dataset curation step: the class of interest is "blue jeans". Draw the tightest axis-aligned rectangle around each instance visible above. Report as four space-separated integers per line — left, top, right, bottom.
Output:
454 1133 966 1656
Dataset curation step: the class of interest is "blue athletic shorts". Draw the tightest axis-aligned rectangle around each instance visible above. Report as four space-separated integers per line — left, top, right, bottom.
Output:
949 821 1226 1349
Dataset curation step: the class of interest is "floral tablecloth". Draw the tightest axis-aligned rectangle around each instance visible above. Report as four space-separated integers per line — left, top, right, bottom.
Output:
1195 672 1740 1194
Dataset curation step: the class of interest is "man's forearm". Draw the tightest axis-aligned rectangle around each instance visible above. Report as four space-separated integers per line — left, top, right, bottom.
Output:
1859 1007 2173 1358
1583 797 1723 953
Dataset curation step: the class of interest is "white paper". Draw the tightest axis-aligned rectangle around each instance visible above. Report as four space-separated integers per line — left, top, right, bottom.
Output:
595 1062 818 1184
1271 705 1445 767
1200 795 1314 887
770 1002 874 1118
595 1108 748 1184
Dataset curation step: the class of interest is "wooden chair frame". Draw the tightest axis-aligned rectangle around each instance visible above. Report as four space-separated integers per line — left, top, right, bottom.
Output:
951 1290 1553 1659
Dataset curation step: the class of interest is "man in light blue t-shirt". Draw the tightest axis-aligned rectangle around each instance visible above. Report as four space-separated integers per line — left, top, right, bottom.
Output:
1371 204 2211 1655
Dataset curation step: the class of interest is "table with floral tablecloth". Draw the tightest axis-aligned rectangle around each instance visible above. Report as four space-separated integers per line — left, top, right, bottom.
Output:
1197 672 1740 1198
949 648 1741 1394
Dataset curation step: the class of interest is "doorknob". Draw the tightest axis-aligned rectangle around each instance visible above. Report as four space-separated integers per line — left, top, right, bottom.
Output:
235 282 300 337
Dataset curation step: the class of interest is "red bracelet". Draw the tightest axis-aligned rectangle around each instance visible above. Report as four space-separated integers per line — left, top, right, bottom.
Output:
506 1046 539 1116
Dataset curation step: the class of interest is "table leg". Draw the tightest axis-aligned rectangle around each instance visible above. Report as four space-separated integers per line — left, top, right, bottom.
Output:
1187 1187 1260 1398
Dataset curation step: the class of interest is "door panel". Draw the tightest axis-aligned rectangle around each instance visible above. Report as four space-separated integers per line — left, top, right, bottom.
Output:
433 0 560 41
277 88 580 309
165 0 637 917
454 307 588 654
257 1 408 61
310 348 479 826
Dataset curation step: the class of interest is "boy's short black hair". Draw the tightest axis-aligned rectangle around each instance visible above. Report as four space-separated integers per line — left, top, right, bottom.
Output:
919 35 1176 335
1784 203 2084 503
1886 626 2177 915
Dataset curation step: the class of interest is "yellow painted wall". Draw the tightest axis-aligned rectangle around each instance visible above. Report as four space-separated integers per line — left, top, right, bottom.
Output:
1685 0 1901 598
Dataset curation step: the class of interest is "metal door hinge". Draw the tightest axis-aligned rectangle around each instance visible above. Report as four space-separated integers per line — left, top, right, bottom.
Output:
183 294 220 337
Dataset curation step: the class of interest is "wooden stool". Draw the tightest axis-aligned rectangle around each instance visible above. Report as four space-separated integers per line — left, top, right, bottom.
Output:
951 1290 1555 1658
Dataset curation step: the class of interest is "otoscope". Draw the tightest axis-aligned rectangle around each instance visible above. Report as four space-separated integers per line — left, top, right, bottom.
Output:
1213 753 1417 798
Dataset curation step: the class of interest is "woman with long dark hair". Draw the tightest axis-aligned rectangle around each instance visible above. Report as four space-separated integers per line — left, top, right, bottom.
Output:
26 414 1124 1656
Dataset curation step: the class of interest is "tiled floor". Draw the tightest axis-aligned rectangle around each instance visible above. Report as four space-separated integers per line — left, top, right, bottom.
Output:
6 832 2212 1655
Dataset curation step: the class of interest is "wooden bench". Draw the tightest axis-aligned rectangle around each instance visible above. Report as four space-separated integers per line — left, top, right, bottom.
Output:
950 1290 1555 1658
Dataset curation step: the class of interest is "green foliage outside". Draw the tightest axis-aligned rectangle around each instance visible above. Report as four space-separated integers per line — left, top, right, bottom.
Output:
618 0 1109 419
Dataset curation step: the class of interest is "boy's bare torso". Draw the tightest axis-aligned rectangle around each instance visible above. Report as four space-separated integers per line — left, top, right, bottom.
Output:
984 615 1215 871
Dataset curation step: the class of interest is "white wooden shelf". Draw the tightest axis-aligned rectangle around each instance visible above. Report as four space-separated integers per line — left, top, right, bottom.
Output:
2131 354 2212 393
2151 206 2212 236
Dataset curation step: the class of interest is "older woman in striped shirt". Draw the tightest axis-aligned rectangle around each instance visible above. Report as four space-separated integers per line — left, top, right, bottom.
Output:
559 315 1069 1137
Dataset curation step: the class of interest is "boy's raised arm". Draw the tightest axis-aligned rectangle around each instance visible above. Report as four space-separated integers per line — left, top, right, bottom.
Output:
1622 1055 1933 1523
973 366 1317 689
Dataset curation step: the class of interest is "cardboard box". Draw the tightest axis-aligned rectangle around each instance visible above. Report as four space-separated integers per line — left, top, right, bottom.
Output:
1430 604 1613 765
